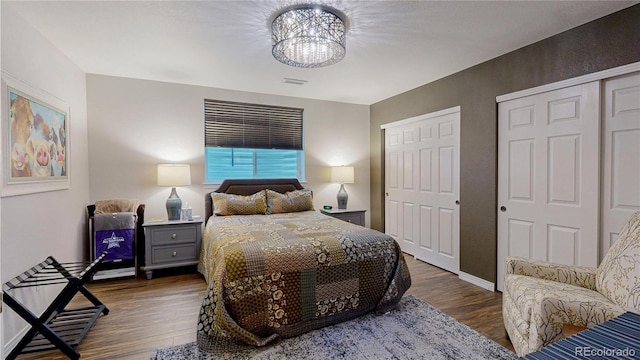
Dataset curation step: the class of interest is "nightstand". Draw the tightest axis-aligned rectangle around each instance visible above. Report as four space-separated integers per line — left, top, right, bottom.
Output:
141 218 202 279
320 208 366 227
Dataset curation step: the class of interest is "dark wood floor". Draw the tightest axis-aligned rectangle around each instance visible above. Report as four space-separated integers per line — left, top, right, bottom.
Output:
15 255 513 359
403 256 513 353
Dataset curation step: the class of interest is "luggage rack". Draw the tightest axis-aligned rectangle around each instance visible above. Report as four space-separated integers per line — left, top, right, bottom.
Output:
2 252 109 360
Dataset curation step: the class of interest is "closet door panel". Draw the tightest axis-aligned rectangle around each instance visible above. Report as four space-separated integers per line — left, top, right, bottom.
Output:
414 111 460 273
385 124 418 254
497 81 600 291
602 72 640 259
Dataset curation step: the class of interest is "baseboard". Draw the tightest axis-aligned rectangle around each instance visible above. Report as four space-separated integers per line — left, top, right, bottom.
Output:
92 267 136 281
4 324 28 357
459 271 495 292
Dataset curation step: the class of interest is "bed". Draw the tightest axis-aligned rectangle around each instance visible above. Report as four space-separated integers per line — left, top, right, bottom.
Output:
196 178 411 352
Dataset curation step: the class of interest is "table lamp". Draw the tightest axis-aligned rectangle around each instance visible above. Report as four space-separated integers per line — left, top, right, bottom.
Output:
157 164 191 221
331 166 354 209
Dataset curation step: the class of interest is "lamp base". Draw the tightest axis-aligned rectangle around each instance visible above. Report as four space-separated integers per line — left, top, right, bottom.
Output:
166 187 182 221
337 183 348 210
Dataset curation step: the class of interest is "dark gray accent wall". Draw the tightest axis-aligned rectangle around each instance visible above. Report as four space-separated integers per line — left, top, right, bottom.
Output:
370 5 640 284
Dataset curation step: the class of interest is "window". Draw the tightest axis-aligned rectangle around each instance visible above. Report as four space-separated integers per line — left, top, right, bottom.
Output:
205 148 304 181
204 99 304 183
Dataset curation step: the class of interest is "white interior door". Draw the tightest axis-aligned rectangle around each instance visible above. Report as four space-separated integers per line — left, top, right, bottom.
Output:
497 81 600 291
413 111 460 273
384 107 460 274
602 72 640 259
385 123 418 254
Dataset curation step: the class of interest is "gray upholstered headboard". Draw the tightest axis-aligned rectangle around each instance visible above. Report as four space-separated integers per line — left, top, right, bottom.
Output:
204 178 304 223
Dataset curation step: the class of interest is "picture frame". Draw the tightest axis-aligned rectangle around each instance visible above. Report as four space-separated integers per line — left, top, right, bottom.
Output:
1 72 70 197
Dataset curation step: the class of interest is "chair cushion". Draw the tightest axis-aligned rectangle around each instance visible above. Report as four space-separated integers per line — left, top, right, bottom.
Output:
596 211 640 311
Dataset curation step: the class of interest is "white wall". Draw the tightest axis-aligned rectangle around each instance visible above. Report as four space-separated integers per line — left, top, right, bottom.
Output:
1 4 90 351
86 75 371 225
1 7 3 354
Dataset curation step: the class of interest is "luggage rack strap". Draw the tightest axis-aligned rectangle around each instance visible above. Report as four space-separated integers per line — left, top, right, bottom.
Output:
3 253 107 291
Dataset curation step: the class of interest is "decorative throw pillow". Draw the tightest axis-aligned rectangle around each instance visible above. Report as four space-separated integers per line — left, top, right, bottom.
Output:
266 189 314 214
211 191 267 216
596 211 640 311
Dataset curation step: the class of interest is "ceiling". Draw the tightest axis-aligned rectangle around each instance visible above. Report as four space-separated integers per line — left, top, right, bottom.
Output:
5 1 637 105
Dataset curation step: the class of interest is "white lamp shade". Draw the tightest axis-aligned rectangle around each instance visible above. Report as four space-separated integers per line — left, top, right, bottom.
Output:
157 164 191 186
331 166 354 184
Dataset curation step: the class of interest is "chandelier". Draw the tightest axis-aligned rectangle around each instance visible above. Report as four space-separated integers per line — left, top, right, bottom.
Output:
271 5 348 68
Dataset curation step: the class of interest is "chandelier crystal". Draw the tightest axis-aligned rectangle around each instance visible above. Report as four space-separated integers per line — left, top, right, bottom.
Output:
271 5 348 68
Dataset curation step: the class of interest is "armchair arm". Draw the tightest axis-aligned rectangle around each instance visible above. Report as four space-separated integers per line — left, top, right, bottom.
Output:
505 256 596 290
530 294 625 351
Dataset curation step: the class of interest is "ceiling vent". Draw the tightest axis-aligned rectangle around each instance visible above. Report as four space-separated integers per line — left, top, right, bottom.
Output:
282 78 308 85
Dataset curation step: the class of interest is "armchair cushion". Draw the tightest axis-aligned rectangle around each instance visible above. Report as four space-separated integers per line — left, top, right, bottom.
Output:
596 211 640 311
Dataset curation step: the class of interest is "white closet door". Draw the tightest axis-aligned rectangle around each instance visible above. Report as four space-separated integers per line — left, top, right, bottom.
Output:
384 107 460 274
385 123 419 255
413 111 460 273
602 72 640 259
497 81 600 291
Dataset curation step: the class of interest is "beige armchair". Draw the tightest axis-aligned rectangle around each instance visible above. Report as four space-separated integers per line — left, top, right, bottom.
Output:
503 212 640 356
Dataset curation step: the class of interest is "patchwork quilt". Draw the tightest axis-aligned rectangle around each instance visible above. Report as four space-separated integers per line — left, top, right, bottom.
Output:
196 210 411 351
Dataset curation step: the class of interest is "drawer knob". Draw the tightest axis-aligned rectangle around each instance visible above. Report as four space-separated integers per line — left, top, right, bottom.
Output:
172 251 177 257
171 233 177 239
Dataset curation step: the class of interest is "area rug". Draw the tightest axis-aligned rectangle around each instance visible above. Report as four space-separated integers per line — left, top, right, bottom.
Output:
151 295 516 360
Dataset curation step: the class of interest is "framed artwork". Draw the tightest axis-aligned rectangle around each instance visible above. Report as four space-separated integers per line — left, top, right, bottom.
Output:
1 72 70 197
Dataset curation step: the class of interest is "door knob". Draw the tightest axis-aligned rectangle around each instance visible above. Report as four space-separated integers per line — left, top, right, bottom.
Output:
500 206 507 212
455 200 460 205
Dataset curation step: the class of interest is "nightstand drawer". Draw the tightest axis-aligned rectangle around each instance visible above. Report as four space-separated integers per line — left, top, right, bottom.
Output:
337 212 364 226
152 244 197 264
150 226 197 246
320 209 366 227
